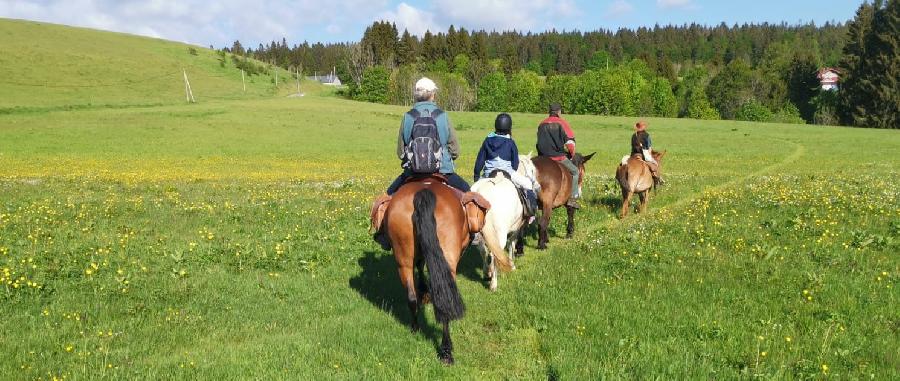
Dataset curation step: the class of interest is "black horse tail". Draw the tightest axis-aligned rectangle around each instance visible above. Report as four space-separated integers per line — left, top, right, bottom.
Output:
412 188 465 323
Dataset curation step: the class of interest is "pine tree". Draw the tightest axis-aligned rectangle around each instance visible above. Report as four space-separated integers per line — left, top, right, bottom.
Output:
837 1 877 126
855 0 899 128
471 32 488 61
786 53 820 122
396 29 418 66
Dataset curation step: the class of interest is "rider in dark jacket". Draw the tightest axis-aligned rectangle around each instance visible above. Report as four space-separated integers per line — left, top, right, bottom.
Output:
474 113 538 218
536 103 580 208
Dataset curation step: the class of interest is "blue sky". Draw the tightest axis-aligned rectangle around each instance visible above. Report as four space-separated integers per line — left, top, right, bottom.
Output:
0 0 864 47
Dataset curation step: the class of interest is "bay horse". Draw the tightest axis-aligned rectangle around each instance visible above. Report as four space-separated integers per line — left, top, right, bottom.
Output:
531 152 595 249
382 177 490 364
617 150 665 218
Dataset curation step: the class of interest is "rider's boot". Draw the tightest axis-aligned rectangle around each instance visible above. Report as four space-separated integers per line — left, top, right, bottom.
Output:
524 189 538 223
651 169 664 187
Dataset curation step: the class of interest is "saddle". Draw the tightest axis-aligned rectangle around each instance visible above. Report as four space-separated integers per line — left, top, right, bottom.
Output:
485 170 536 220
370 177 492 249
621 153 643 166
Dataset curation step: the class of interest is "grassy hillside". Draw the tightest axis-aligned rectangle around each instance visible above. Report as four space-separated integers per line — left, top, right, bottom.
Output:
0 18 324 110
0 20 898 380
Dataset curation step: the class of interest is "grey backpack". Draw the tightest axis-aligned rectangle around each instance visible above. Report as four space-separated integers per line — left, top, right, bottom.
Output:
405 108 444 173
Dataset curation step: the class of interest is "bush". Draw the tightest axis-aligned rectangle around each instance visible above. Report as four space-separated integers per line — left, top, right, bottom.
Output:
626 69 650 116
596 69 633 116
686 90 720 120
388 64 421 106
430 59 449 73
735 99 774 122
356 66 390 104
451 54 470 76
507 70 543 113
707 59 753 119
648 77 677 117
436 73 473 111
812 90 840 125
541 75 578 115
574 69 635 116
476 71 508 112
771 103 806 124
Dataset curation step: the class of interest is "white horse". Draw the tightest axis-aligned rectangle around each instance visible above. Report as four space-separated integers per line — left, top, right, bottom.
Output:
471 154 538 291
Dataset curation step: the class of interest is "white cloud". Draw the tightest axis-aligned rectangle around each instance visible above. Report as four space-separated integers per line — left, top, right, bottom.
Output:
657 0 696 10
0 0 385 46
605 0 634 18
379 2 441 36
379 0 580 36
432 0 578 31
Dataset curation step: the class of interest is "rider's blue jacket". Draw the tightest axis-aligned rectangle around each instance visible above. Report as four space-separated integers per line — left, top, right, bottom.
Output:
473 133 520 181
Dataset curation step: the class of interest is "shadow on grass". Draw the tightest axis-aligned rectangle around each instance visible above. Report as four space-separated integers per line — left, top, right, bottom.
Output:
456 245 486 286
588 194 623 214
349 250 441 345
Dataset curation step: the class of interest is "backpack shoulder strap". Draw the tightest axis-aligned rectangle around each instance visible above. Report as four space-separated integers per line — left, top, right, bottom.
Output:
431 108 444 118
408 108 421 119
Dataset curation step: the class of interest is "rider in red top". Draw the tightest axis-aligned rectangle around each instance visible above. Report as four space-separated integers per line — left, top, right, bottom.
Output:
536 103 580 208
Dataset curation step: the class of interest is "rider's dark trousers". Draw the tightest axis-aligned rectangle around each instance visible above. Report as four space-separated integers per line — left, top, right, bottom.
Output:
387 170 471 195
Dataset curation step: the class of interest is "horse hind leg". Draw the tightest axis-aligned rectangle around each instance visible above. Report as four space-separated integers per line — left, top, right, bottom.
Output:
638 191 649 214
620 191 633 219
514 229 525 257
439 320 454 365
508 233 518 268
415 256 430 305
488 255 498 292
476 236 491 281
399 265 420 332
565 206 576 238
537 205 552 250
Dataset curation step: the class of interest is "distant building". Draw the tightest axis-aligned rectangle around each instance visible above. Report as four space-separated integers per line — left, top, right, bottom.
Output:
308 73 342 86
817 68 840 91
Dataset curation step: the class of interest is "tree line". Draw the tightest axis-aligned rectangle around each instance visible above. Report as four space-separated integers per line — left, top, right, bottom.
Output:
223 0 897 128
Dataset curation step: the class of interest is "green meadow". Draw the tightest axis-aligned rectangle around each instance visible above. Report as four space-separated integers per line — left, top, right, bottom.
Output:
0 18 898 380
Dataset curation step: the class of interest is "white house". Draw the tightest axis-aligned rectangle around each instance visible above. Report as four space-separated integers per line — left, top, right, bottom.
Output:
817 68 840 91
308 67 342 86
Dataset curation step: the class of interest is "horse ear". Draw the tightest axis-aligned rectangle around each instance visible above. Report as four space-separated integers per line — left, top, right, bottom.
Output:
582 152 596 163
657 150 666 158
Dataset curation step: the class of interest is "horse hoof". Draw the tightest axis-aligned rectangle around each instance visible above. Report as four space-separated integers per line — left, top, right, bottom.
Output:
537 244 547 250
566 234 573 239
440 354 455 365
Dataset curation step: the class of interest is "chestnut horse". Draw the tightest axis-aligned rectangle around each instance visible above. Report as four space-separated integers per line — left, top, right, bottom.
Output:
383 178 488 364
616 150 665 218
531 152 595 249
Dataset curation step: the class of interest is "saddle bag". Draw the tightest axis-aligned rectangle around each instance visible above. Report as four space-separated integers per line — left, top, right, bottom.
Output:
461 192 491 233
